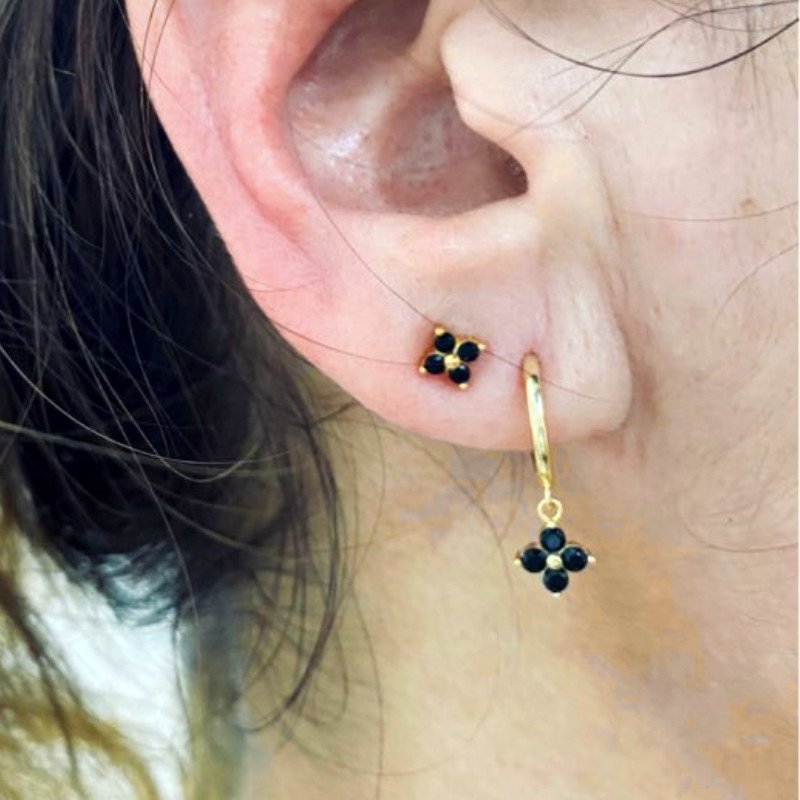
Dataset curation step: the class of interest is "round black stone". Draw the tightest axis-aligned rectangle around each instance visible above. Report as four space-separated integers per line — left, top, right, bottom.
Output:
561 545 588 572
434 331 456 354
423 353 445 375
448 364 470 385
457 340 481 363
518 546 546 573
540 526 566 553
543 568 569 593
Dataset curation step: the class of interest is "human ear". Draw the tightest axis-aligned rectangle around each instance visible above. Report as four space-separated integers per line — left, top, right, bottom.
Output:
124 0 632 450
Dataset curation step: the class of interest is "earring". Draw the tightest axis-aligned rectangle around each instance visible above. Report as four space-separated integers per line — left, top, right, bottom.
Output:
419 325 486 389
515 354 595 596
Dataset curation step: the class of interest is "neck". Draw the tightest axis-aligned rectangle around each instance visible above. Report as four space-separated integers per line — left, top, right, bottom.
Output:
242 399 796 800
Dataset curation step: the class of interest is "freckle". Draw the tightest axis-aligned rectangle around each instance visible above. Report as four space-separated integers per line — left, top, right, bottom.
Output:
739 197 761 215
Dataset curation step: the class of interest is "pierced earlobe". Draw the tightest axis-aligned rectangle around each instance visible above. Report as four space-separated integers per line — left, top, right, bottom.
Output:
419 326 487 390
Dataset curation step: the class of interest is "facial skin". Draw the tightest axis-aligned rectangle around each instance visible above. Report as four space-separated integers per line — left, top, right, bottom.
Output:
124 1 796 798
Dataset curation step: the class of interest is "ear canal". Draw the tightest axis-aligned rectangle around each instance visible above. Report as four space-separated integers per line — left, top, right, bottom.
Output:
287 0 528 217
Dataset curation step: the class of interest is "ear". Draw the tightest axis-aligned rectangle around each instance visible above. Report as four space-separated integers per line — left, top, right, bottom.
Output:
124 0 632 450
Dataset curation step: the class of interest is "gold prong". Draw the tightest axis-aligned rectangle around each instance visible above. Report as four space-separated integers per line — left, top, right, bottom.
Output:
513 556 521 566
588 555 597 564
459 383 468 390
478 341 487 351
434 326 446 336
418 365 428 375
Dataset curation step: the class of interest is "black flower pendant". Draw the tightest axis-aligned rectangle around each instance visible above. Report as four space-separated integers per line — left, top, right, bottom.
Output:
515 525 594 595
419 326 486 389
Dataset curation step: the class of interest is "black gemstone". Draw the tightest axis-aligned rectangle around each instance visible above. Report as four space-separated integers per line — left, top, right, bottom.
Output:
448 364 470 385
540 526 566 553
518 546 546 573
457 340 481 363
434 331 456 354
562 545 588 572
543 568 569 593
423 353 445 375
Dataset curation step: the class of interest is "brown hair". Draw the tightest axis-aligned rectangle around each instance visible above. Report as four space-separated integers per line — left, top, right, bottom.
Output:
0 1 343 795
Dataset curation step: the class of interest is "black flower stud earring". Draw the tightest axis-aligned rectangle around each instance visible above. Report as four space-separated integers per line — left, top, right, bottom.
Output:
516 524 594 594
419 326 486 389
515 354 596 596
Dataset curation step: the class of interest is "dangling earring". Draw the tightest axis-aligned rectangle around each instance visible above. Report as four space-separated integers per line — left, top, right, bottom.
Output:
515 354 595 596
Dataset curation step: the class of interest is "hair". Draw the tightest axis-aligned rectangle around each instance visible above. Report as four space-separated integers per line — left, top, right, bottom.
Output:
0 0 795 797
0 0 345 795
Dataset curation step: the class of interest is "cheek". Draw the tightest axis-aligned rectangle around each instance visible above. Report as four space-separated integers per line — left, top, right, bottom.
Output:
585 43 796 374
588 53 796 498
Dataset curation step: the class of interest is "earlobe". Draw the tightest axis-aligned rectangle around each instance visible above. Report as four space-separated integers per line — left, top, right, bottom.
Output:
124 0 632 451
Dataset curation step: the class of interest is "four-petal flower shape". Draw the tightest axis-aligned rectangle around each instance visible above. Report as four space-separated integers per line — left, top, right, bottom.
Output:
419 326 486 389
516 525 594 595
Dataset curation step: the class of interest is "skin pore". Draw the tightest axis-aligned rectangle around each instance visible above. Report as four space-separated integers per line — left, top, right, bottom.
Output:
124 0 797 797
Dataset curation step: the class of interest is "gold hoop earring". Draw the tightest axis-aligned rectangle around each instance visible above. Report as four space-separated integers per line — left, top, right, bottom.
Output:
515 354 595 596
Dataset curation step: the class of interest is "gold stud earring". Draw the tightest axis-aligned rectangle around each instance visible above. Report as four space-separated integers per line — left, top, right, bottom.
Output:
515 354 596 596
